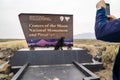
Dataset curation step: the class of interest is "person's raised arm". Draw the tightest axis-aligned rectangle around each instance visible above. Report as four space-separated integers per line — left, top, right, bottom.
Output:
95 0 120 42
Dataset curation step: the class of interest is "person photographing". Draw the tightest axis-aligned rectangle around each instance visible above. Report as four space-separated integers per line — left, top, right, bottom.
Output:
95 0 120 80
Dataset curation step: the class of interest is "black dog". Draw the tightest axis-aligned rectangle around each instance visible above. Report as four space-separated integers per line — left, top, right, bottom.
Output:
54 37 65 50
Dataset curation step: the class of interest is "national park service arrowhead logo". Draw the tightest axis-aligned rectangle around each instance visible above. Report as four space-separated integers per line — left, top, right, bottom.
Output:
60 16 70 22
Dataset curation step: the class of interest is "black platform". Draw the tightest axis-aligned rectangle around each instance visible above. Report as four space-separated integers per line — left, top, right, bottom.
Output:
10 49 93 66
11 49 101 80
21 64 85 80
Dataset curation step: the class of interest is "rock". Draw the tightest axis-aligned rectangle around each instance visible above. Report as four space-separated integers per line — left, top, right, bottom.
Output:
0 60 6 65
0 74 8 79
0 62 10 74
9 72 14 78
0 52 5 59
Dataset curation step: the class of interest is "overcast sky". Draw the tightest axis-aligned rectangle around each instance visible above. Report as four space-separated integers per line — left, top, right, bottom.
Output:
0 0 120 39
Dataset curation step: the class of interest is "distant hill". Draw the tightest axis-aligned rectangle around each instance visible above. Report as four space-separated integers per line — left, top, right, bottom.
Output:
74 33 96 39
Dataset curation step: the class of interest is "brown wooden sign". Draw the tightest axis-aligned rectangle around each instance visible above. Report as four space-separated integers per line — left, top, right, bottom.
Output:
19 13 73 47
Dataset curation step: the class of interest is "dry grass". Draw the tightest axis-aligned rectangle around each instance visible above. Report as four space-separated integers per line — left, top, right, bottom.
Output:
0 39 28 80
74 44 99 57
95 64 112 80
74 39 120 80
0 40 28 49
0 39 119 80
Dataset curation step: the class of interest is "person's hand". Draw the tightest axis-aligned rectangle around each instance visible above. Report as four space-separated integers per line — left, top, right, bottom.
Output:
107 15 117 21
96 0 106 9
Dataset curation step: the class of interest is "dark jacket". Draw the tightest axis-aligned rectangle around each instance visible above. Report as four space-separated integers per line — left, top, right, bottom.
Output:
95 7 120 80
95 8 120 42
